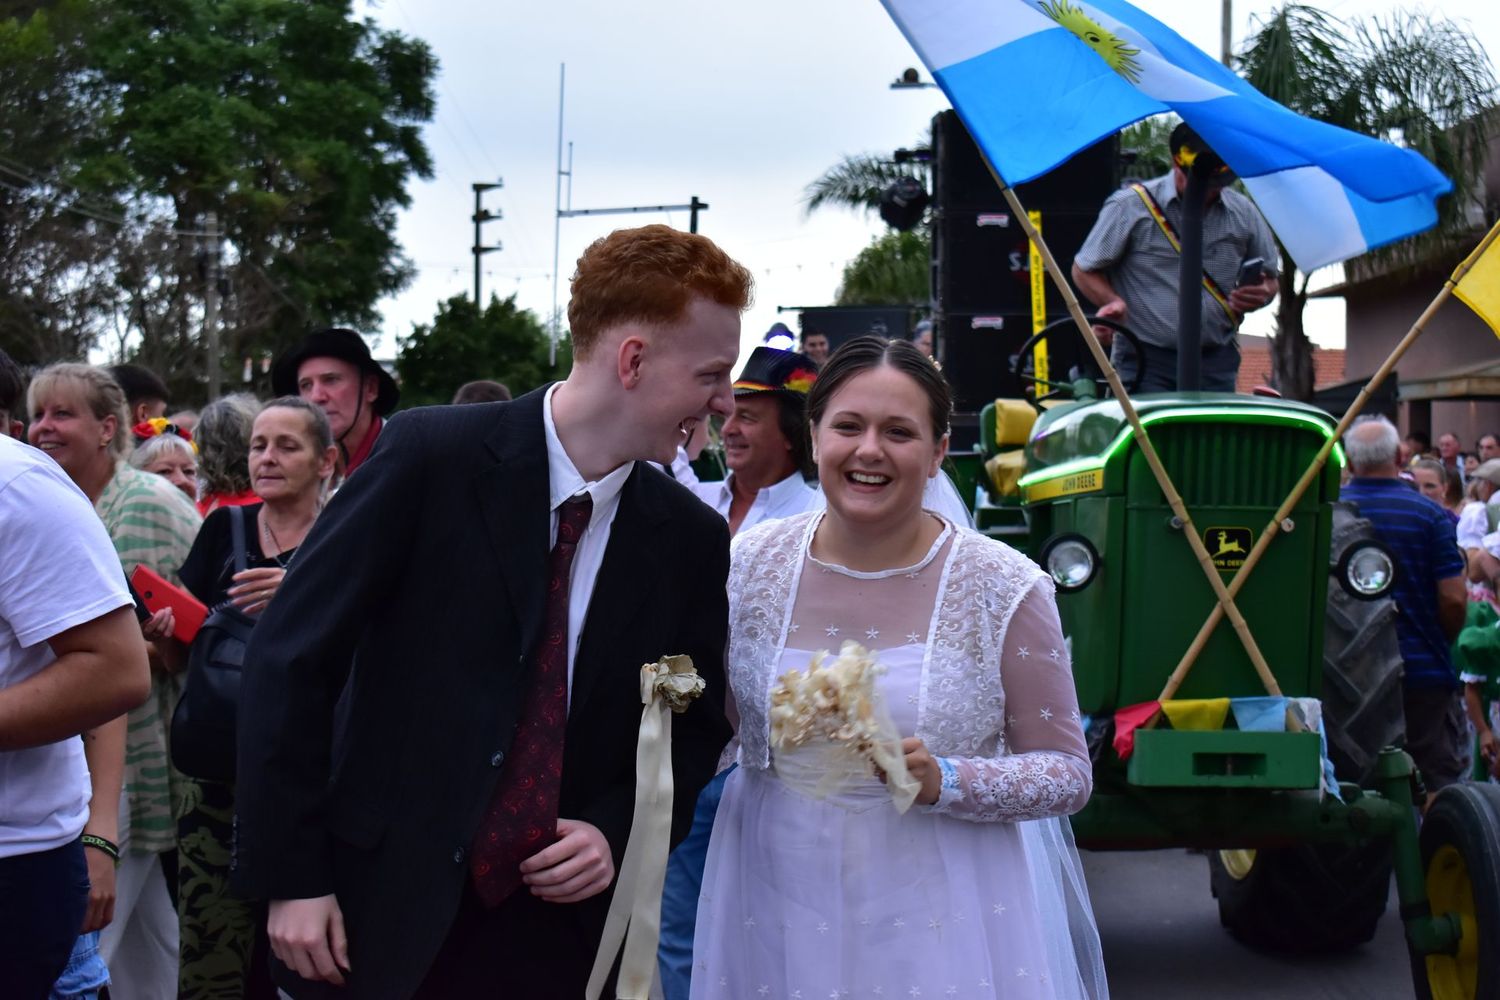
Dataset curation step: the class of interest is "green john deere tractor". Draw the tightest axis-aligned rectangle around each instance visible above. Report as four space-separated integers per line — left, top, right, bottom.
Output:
950 312 1500 999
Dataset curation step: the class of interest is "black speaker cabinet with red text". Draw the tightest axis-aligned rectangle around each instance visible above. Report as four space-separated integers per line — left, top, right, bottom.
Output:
930 110 1120 411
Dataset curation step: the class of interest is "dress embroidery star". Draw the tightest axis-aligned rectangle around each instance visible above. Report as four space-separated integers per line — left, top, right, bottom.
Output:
906 631 922 643
866 627 880 640
908 988 922 998
817 921 830 934
788 622 800 633
993 902 1007 915
1016 646 1030 658
1040 707 1054 721
1071 709 1082 722
826 625 840 637
743 916 757 928
978 980 992 990
1016 968 1029 978
1049 648 1061 661
946 989 959 997
893 917 906 928
928 918 943 930
758 987 770 996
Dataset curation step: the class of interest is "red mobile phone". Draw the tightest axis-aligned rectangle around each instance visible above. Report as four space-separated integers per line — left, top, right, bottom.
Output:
130 565 208 643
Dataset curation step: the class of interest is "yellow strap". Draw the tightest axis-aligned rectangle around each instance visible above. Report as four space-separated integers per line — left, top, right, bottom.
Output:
1130 184 1240 328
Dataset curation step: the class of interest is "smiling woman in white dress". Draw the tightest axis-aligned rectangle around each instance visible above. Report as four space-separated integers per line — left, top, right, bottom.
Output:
691 336 1107 999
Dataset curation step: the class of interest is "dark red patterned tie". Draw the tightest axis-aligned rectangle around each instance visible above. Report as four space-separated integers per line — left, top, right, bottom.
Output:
470 493 593 906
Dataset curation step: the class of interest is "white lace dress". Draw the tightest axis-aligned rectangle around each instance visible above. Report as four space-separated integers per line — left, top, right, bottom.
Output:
691 511 1106 999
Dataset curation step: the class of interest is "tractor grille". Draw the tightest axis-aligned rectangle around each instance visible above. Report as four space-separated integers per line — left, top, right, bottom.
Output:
1139 422 1324 508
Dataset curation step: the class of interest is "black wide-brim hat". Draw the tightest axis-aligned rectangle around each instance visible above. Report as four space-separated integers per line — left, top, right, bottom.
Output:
734 346 818 398
271 327 399 415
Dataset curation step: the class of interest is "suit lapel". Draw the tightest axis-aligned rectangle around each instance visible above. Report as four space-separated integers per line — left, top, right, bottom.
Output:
474 389 551 654
568 465 669 719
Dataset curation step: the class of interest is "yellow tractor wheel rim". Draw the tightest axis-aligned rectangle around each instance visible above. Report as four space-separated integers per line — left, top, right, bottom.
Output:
1220 849 1257 881
1424 844 1479 1000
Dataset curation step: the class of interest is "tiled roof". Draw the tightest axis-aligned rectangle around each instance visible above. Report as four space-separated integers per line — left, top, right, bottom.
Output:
1235 335 1345 394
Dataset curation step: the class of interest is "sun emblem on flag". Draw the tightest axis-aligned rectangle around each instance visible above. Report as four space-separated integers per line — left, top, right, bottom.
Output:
1038 0 1143 83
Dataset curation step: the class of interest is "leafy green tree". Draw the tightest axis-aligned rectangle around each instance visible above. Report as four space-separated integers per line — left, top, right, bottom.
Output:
0 0 437 405
1237 5 1495 399
803 152 924 217
396 294 570 408
836 230 931 306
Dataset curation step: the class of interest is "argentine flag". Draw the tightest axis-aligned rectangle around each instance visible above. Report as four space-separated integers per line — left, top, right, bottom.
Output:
880 0 1453 270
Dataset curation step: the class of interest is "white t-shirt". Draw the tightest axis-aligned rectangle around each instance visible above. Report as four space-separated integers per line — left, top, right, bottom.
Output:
0 436 132 858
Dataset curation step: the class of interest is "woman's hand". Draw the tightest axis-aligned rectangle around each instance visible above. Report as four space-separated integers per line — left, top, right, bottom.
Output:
229 567 288 615
140 607 175 642
80 842 117 932
901 737 943 807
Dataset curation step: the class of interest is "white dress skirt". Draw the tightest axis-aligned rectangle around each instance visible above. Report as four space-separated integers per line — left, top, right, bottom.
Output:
694 646 1083 1000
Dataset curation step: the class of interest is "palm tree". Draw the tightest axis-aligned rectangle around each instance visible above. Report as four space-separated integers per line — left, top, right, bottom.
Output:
1237 5 1496 399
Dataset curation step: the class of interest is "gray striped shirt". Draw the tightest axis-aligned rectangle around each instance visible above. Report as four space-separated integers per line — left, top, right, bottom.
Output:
1074 171 1278 349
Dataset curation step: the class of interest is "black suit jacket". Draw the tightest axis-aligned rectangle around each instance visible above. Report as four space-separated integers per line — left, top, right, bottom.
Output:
233 388 732 998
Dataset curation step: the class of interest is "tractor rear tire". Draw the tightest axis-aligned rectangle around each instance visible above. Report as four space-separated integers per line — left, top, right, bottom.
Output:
1322 502 1406 787
1208 840 1393 953
1410 783 1500 1000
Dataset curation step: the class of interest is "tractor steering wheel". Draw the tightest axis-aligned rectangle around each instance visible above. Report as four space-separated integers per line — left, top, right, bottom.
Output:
1010 315 1148 407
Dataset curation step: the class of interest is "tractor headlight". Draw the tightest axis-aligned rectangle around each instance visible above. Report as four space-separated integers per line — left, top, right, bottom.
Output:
1042 535 1099 592
1335 541 1395 600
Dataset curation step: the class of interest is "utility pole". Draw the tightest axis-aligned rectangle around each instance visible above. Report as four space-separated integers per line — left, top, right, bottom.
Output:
472 180 503 305
203 211 222 399
1221 0 1232 66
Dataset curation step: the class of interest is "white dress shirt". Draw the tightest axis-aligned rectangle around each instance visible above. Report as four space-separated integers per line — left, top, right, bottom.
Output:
541 384 635 702
691 470 819 535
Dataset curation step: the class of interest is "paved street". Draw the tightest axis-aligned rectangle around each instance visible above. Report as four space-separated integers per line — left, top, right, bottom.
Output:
1084 850 1413 999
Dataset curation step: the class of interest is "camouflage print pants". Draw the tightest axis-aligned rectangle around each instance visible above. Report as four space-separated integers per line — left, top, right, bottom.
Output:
177 778 275 1000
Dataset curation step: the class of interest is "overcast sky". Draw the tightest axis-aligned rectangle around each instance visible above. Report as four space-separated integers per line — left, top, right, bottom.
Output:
362 0 1500 363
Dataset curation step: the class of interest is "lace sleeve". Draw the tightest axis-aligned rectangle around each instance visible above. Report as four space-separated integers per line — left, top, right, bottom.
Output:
926 578 1092 823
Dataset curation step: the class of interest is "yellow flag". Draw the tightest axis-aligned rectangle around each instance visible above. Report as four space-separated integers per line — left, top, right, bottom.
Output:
1161 698 1231 732
1453 219 1500 338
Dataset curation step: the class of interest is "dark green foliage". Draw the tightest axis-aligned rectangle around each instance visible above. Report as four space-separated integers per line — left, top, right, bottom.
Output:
835 230 931 306
396 294 571 409
0 0 437 405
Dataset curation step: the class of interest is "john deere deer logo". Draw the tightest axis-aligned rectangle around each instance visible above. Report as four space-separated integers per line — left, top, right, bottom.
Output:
1205 527 1252 572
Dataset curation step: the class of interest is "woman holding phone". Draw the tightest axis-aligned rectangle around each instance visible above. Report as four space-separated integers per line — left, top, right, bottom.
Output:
173 396 337 1000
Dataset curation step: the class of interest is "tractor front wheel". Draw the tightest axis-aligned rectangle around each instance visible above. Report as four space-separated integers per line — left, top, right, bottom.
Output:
1411 783 1500 1000
1208 840 1391 953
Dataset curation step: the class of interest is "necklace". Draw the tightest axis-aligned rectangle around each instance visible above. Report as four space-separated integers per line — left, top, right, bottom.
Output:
261 514 295 569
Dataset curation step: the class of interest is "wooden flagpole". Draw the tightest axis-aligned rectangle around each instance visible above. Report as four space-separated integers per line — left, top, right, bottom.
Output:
988 173 1285 700
1159 220 1500 701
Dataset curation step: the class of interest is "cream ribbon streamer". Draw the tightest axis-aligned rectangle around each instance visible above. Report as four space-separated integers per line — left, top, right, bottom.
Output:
586 655 704 1000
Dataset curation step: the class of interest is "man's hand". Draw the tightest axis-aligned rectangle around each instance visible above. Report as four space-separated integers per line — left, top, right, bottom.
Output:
1092 299 1127 349
268 895 350 986
521 818 614 903
80 846 116 932
1229 275 1277 314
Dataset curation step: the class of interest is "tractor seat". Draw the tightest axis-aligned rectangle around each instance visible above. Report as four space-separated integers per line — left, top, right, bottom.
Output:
978 399 1037 501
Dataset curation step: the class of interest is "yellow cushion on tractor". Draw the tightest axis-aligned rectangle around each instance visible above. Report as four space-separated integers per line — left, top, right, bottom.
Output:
992 399 1037 449
984 450 1027 499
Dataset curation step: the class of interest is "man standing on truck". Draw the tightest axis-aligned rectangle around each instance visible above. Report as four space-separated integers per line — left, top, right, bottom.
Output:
1072 123 1280 393
1341 416 1468 809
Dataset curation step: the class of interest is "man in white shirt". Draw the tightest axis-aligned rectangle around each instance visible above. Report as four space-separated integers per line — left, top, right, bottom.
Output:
691 346 820 535
0 422 150 998
234 225 749 998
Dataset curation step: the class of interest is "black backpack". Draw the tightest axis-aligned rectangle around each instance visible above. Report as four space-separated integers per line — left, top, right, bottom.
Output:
170 506 257 781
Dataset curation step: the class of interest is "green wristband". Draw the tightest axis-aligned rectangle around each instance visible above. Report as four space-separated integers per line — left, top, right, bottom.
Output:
81 833 121 866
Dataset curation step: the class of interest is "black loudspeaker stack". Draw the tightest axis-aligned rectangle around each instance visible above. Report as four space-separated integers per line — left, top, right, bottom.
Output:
930 110 1120 413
